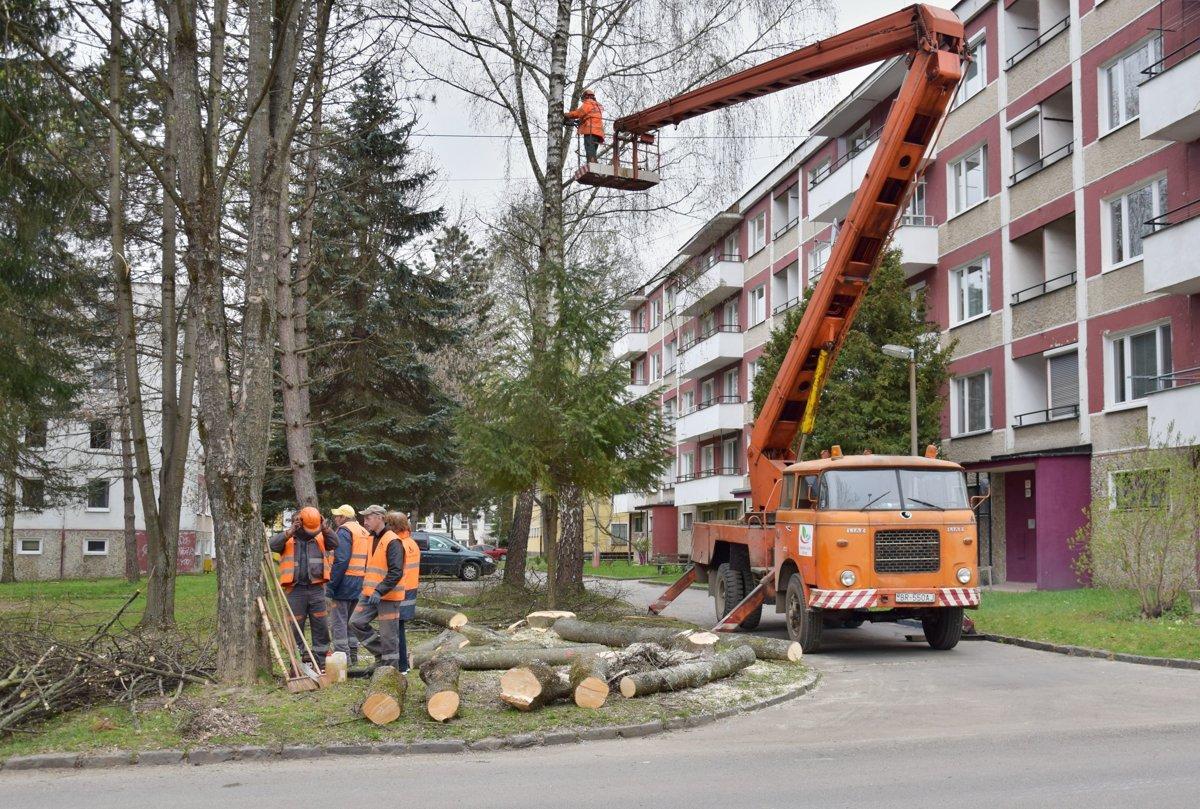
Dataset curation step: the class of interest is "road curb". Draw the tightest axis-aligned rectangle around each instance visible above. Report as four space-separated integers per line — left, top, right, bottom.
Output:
980 633 1200 670
0 669 820 773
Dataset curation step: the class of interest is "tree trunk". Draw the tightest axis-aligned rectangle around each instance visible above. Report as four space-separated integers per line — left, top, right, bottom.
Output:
115 358 138 583
360 665 407 724
411 644 607 670
414 606 468 629
502 489 533 589
553 618 802 662
499 662 572 711
419 657 461 722
411 630 470 656
555 484 584 596
1 468 16 583
454 624 508 646
541 493 558 608
618 644 756 698
568 654 610 709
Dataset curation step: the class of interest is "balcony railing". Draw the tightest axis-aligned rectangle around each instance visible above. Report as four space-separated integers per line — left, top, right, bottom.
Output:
773 216 800 239
677 466 741 484
678 323 740 354
621 324 648 335
1145 198 1200 234
680 394 741 417
629 376 647 386
1142 34 1200 80
1009 141 1073 186
705 252 741 268
1013 404 1079 427
809 126 882 188
772 296 801 315
899 213 934 227
1005 16 1069 70
1147 366 1200 393
1011 270 1076 306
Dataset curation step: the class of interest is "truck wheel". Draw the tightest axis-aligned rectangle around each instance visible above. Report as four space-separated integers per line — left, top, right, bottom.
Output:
922 607 964 650
714 563 761 630
785 576 822 652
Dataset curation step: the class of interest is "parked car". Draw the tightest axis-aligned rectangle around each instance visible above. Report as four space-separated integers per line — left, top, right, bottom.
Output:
412 531 497 581
475 543 507 562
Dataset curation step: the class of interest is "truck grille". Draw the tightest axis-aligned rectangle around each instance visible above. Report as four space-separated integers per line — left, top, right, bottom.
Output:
874 529 940 574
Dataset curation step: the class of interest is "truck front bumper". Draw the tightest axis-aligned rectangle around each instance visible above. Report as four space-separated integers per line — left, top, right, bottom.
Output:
808 587 980 610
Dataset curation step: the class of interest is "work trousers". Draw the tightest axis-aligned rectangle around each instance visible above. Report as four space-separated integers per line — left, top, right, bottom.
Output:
327 598 360 658
584 134 601 162
350 598 402 670
285 582 330 666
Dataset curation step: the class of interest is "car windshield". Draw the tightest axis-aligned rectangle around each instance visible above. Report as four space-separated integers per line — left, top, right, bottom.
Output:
820 469 968 510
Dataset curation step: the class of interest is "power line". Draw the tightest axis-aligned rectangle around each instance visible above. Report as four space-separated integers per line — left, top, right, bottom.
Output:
411 132 808 140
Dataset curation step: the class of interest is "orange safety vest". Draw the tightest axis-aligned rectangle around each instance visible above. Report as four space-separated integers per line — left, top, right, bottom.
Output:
395 531 421 611
278 533 333 587
362 530 404 602
342 520 373 578
567 98 605 139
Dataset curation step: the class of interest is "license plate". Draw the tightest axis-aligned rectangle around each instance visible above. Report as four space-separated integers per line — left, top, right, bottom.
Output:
895 592 936 604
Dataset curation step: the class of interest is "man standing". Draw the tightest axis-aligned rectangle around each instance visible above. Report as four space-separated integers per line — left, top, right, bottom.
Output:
383 511 420 673
269 506 338 668
565 88 604 163
349 505 405 672
326 504 371 664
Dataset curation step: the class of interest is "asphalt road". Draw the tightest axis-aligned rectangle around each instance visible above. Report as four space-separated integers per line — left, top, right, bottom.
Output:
5 580 1199 808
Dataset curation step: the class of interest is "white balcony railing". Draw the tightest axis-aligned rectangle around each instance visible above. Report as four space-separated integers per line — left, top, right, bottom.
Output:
892 219 938 277
612 328 649 360
674 396 745 442
807 130 880 223
677 254 743 317
1140 40 1200 142
677 326 743 379
1142 201 1200 296
674 468 746 507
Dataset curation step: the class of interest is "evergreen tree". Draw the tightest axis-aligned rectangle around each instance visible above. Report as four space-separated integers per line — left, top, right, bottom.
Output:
264 65 453 515
752 249 954 457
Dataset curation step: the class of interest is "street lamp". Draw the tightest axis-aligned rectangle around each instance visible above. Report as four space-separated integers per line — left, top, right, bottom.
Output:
882 344 917 456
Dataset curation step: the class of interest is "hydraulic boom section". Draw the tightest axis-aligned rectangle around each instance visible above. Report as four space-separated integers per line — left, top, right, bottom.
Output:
589 4 965 516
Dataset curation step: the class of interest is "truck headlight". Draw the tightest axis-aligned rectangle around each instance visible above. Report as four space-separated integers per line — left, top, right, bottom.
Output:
839 569 856 587
956 567 972 584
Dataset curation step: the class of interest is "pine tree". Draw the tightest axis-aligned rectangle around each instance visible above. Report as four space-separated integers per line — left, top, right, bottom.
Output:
752 249 954 457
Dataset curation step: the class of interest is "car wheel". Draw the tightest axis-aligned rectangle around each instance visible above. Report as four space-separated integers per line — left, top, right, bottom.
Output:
459 561 481 582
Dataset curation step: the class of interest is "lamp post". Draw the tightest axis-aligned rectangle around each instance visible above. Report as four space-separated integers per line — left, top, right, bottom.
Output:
882 344 917 456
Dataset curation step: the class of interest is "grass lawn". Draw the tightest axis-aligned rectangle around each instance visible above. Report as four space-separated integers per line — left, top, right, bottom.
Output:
973 588 1200 660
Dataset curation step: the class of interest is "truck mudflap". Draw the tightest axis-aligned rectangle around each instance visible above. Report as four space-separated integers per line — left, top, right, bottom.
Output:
808 587 980 610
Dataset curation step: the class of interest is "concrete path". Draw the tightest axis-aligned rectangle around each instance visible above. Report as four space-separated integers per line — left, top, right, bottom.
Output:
5 579 1199 807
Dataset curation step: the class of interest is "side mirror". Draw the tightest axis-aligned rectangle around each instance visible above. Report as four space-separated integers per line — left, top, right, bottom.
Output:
970 494 990 511
451 545 462 553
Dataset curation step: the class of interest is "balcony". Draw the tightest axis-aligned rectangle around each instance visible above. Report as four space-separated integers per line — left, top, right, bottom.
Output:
1013 404 1079 427
1142 201 1200 296
1005 15 1069 70
807 127 880 223
1140 39 1200 142
677 254 743 316
612 328 648 360
674 468 745 507
677 326 743 379
626 377 654 399
892 215 938 276
675 395 745 442
1012 271 1076 305
1147 368 1200 447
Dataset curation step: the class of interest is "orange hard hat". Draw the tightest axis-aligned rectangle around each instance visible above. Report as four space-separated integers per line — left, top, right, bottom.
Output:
298 506 322 532
582 88 596 98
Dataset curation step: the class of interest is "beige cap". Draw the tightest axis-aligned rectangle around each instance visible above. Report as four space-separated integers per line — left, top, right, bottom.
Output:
358 504 387 517
331 504 356 518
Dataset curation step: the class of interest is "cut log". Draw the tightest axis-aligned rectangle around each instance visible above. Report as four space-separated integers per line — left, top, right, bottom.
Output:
415 606 469 630
726 635 803 662
555 618 800 663
419 657 462 722
618 644 755 699
359 665 407 725
679 631 721 654
526 610 576 629
411 644 609 670
455 624 508 646
411 630 470 657
568 655 611 709
499 662 572 711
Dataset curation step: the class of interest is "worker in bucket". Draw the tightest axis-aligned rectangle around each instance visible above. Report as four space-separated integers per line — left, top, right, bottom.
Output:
349 505 406 672
269 506 338 668
383 510 421 673
326 504 371 664
565 88 604 163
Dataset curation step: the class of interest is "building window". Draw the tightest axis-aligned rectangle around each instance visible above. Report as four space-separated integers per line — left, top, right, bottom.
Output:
1106 177 1167 267
19 478 45 509
952 371 990 436
953 34 987 108
1109 468 1169 511
723 367 739 399
681 512 694 531
748 212 767 254
701 444 715 473
950 257 989 324
682 390 695 412
949 145 986 215
1101 37 1162 134
18 538 43 555
679 451 695 477
808 157 831 188
662 399 676 423
664 340 676 371
808 240 831 285
701 378 715 404
1047 350 1079 418
92 361 116 390
89 419 111 449
87 478 110 510
650 352 662 381
610 523 629 544
722 436 739 471
25 420 47 448
664 287 675 314
83 538 109 556
902 180 928 226
747 358 760 390
700 509 715 522
723 232 739 259
722 506 739 521
722 298 739 329
749 285 766 325
1109 323 1172 405
651 298 662 327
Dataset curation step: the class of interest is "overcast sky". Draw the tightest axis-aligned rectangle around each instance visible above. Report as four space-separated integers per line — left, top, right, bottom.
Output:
411 0 955 275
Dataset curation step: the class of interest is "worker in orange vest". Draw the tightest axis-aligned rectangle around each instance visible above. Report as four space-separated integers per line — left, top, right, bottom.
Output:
326 504 372 664
383 510 421 671
565 88 604 163
268 506 338 667
349 505 408 671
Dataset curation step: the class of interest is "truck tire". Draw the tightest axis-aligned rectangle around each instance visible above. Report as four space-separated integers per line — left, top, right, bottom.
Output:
714 564 762 630
785 575 822 652
922 607 964 650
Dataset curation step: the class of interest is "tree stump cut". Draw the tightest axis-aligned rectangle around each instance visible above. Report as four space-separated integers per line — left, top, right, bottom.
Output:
568 655 611 709
360 665 407 725
419 657 462 722
499 662 572 711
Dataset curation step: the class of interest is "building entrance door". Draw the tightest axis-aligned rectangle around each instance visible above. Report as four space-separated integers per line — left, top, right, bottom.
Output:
1005 471 1037 582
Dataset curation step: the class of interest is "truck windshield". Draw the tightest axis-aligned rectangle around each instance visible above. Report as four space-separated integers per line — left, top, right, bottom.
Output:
820 469 968 510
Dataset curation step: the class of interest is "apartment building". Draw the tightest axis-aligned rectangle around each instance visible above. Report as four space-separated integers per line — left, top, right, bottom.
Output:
610 0 1200 588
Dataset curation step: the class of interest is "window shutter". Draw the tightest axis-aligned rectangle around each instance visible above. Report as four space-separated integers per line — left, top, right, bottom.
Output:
1010 115 1039 147
1048 352 1079 412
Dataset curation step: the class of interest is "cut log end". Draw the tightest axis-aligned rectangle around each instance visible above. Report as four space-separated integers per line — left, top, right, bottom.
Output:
573 676 609 709
426 691 460 722
618 676 637 699
448 613 469 630
360 665 406 725
526 610 576 629
786 642 803 662
361 692 401 725
499 662 571 711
